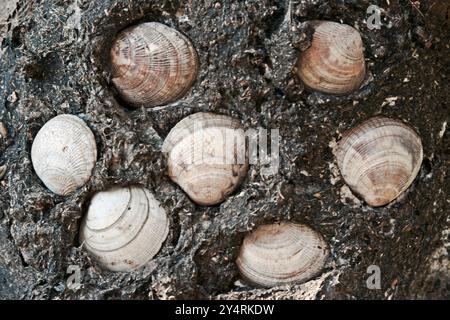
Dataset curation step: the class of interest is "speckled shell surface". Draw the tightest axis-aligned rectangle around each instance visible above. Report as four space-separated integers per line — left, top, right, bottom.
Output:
80 186 169 272
162 112 249 206
31 114 97 196
297 21 366 95
336 117 423 207
236 222 329 287
111 22 199 107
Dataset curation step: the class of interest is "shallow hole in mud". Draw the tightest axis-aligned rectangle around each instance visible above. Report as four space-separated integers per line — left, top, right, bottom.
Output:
11 25 27 48
102 288 124 299
262 1 286 38
23 52 64 84
91 4 197 112
168 209 181 249
193 232 244 295
23 61 45 81
421 157 433 176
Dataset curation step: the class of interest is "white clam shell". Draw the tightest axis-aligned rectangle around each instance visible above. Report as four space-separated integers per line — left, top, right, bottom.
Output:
31 114 97 196
236 222 329 287
297 21 366 95
80 186 169 272
111 22 199 107
162 112 249 206
336 117 423 207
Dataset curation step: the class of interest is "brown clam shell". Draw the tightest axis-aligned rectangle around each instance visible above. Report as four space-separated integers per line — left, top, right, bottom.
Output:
296 21 366 95
336 117 423 207
236 222 329 287
162 112 249 206
111 22 199 107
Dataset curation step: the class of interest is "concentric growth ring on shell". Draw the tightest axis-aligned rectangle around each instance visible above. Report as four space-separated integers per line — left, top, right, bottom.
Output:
336 116 423 207
110 22 199 107
296 20 366 95
162 112 249 206
236 222 329 287
80 186 169 272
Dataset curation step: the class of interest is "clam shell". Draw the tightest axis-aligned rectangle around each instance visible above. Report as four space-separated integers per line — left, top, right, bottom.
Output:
236 222 329 287
31 114 97 196
162 112 249 206
336 117 423 207
80 186 169 272
111 22 199 107
297 21 366 95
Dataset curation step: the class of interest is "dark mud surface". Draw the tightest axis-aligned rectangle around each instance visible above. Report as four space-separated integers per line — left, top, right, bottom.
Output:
0 0 449 299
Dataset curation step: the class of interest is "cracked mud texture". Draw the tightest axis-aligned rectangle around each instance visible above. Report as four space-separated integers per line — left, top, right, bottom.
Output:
0 0 449 299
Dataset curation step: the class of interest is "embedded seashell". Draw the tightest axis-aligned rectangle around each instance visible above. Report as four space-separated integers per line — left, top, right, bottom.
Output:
31 114 97 196
296 21 366 95
336 117 423 207
80 186 169 272
236 222 329 287
162 112 248 206
111 22 199 107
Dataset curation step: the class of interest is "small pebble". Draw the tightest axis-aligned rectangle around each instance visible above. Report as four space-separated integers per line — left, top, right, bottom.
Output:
0 122 7 139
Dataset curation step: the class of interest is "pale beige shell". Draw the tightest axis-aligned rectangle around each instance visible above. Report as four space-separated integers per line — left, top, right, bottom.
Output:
111 22 199 107
236 222 329 287
162 112 249 206
31 114 97 196
80 186 169 272
336 117 423 207
297 21 366 95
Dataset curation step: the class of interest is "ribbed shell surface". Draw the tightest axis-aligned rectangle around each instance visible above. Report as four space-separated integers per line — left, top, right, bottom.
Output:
111 22 199 107
236 223 329 287
336 117 423 206
297 21 366 95
80 186 169 272
162 112 249 206
31 114 97 196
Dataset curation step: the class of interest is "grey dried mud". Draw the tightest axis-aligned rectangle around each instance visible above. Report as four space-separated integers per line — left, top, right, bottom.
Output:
0 0 449 299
